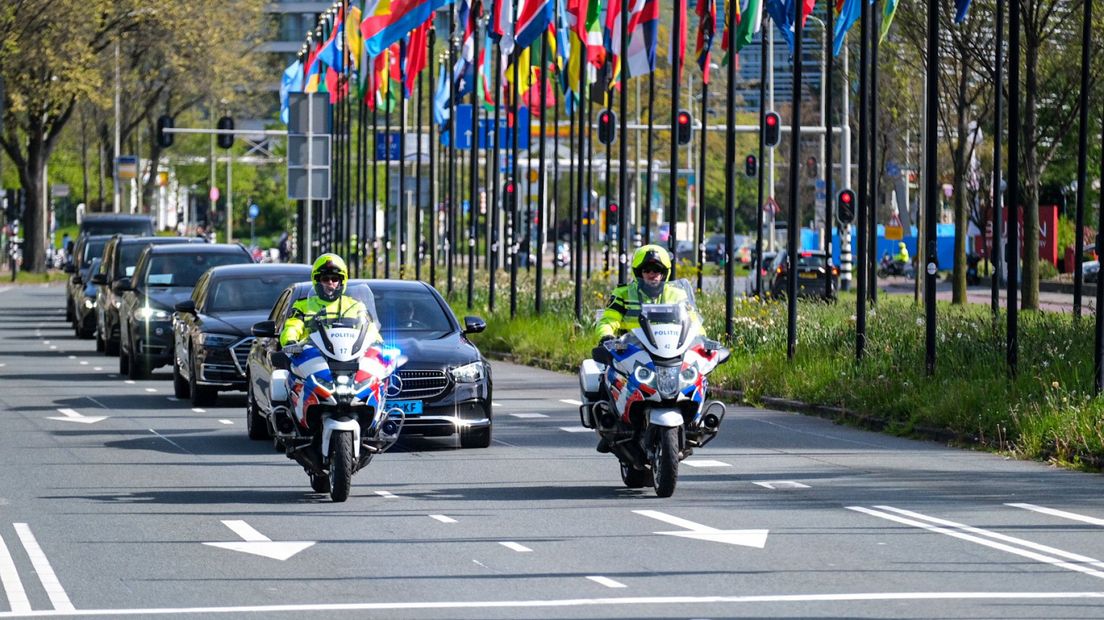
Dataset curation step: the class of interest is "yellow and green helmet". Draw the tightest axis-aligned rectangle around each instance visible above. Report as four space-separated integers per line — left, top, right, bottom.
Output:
311 253 348 302
631 244 671 279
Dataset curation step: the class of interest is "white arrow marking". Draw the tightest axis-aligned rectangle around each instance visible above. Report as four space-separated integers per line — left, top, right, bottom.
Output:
48 408 107 424
754 480 810 489
634 510 769 548
203 520 314 561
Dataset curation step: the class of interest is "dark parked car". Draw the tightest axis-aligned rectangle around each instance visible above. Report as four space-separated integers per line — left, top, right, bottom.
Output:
115 243 253 379
64 234 113 337
766 249 839 300
246 279 493 448
172 263 312 406
91 235 204 355
744 249 778 296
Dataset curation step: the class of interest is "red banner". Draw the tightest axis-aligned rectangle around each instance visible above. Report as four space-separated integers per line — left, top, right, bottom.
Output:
974 204 1058 265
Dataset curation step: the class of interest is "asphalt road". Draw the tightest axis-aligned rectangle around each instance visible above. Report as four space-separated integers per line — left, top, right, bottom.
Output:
1 283 1103 619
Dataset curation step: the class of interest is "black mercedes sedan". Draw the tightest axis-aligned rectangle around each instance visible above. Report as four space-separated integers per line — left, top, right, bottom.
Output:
116 243 253 380
171 263 311 406
246 279 493 448
64 233 113 337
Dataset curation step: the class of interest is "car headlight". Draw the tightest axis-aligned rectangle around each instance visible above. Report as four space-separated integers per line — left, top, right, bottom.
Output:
633 365 655 385
197 332 237 347
82 298 94 309
134 306 170 321
450 361 485 383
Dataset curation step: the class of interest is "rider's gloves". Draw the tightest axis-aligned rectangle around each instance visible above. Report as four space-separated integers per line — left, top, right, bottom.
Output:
599 335 615 345
282 342 305 356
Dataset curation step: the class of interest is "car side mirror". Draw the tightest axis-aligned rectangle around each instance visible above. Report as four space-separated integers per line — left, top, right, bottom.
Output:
112 278 132 295
90 273 107 286
251 320 276 338
175 299 196 315
463 316 486 334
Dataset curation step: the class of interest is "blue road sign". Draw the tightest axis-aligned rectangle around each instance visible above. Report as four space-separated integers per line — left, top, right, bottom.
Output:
376 132 401 161
440 105 529 150
248 203 260 219
887 161 901 177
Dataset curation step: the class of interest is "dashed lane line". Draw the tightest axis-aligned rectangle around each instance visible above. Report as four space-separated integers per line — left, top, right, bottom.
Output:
1007 503 1104 527
0 530 30 613
559 427 592 433
560 398 583 406
499 542 532 553
509 413 548 418
587 576 627 589
374 490 398 499
14 523 73 612
429 515 457 524
682 459 731 468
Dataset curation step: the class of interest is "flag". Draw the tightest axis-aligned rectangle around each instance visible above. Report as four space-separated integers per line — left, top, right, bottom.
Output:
670 0 687 81
304 43 323 93
507 45 534 98
317 7 346 74
347 3 364 72
403 20 432 96
362 0 455 57
733 0 762 53
280 59 304 125
765 0 815 53
433 64 451 126
524 66 558 113
832 0 860 57
695 0 717 84
515 0 554 51
880 0 899 41
492 0 515 55
624 0 658 77
954 0 972 24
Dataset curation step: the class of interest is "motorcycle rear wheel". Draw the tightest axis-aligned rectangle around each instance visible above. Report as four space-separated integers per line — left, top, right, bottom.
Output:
652 427 680 498
329 430 354 502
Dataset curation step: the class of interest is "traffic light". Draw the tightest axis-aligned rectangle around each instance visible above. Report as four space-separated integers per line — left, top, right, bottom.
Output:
745 154 758 177
837 188 856 224
597 108 617 145
608 201 618 214
764 111 780 148
503 181 516 212
216 116 234 149
156 115 174 148
676 109 693 145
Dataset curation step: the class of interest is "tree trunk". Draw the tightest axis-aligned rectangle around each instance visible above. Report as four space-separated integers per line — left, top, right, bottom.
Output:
17 154 47 273
952 66 969 304
1021 27 1041 310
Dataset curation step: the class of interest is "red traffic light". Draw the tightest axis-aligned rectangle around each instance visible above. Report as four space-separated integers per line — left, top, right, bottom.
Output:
765 113 777 127
837 188 856 224
840 190 853 204
678 111 691 125
608 202 618 213
505 183 515 194
676 109 693 145
764 111 781 147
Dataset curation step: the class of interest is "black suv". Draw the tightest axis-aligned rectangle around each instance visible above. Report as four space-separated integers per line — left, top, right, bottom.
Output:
91 235 205 355
64 234 114 337
78 213 154 238
172 263 311 405
116 243 254 379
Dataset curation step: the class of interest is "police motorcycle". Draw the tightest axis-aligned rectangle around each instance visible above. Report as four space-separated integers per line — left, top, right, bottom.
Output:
579 280 730 497
270 312 405 502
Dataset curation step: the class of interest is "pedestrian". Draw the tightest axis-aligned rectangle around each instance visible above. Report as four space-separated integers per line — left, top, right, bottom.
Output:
278 231 289 263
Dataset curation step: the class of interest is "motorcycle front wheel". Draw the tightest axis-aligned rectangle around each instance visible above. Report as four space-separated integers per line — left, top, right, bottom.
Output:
620 461 653 489
652 427 680 498
329 430 355 502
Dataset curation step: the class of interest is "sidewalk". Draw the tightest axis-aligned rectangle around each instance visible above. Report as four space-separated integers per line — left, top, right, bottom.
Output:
879 276 1092 314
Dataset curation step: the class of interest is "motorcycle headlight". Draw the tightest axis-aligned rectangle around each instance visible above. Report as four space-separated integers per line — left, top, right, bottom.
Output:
197 332 237 347
633 366 655 385
134 306 170 321
450 361 485 383
656 366 680 397
680 366 700 384
82 298 94 309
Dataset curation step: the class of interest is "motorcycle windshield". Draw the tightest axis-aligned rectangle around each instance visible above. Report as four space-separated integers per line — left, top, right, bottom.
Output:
309 315 372 363
637 302 692 357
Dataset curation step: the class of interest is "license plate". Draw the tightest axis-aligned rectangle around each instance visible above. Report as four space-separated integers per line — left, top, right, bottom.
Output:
799 272 818 279
388 400 423 415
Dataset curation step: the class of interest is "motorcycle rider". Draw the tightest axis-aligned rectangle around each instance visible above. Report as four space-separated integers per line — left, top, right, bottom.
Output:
279 253 380 347
893 241 910 266
596 244 705 343
592 245 704 453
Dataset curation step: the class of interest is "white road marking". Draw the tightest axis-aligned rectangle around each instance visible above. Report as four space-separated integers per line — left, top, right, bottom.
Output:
509 413 548 418
43 341 50 345
144 388 157 393
14 523 74 611
753 481 810 489
587 576 627 588
166 397 180 402
218 420 234 425
203 520 315 561
634 510 769 548
499 542 532 553
0 363 6 368
48 408 107 424
1008 503 1104 527
682 459 731 468
93 367 103 371
491 403 502 407
191 408 206 413
67 355 75 360
79 361 88 365
849 506 1104 580
375 490 398 499
124 380 135 385
559 427 592 433
148 429 192 454
0 530 31 613
429 515 457 524
49 345 57 350
560 398 583 406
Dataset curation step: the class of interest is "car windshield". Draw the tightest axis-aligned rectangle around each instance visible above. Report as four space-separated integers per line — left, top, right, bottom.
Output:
82 219 152 236
146 253 250 287
796 254 829 269
375 289 453 337
80 239 107 269
119 243 151 278
207 274 311 313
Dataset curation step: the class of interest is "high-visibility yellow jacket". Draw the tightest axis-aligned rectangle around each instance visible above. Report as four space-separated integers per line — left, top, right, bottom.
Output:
596 282 705 340
279 295 380 346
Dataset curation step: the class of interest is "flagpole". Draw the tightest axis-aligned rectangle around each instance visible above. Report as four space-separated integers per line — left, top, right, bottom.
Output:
536 29 549 312
552 75 561 279
427 29 436 286
586 92 595 278
467 6 482 309
696 74 707 295
372 88 380 278
868 4 880 305
784 0 803 360
991 0 1004 316
490 41 503 312
510 2 521 319
416 65 425 282
399 38 408 280
447 5 458 294
603 84 613 273
1073 0 1093 317
823 1 834 300
668 0 683 278
855 0 870 360
617 0 629 285
644 68 656 246
384 80 392 279
754 17 766 298
923 0 939 375
1007 0 1022 375
574 49 588 320
722 0 737 339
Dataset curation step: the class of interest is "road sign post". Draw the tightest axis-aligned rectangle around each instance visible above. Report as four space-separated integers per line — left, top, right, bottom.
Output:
287 93 332 262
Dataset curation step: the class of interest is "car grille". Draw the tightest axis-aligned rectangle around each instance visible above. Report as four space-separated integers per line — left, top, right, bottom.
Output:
230 337 254 376
395 369 449 400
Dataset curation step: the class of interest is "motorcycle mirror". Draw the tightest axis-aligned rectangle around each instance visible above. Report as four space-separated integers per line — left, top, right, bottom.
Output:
591 345 614 366
715 347 731 365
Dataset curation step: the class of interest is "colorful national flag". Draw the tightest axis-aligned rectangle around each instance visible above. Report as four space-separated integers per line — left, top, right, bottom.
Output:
880 0 900 41
316 7 346 74
433 64 452 126
361 0 456 58
515 0 554 51
492 0 515 55
346 3 364 72
733 0 763 53
954 0 972 24
766 0 815 53
403 20 432 96
624 0 659 78
695 0 717 84
832 0 860 57
280 59 304 125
